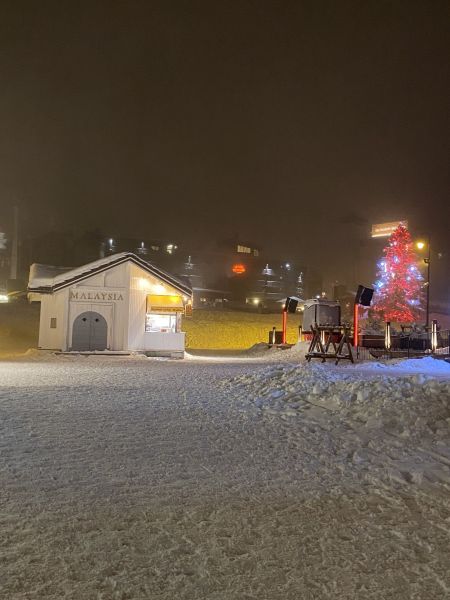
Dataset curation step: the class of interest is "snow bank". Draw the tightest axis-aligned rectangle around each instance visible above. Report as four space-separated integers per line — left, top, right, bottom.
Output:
184 341 310 363
229 361 450 437
245 340 309 360
227 361 450 487
345 356 450 375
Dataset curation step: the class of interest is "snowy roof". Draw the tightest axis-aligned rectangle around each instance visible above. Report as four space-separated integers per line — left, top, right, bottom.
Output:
29 263 74 288
28 252 192 296
303 298 340 308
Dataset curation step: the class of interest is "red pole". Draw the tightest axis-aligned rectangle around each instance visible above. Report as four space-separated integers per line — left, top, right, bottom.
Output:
353 303 359 347
282 310 287 344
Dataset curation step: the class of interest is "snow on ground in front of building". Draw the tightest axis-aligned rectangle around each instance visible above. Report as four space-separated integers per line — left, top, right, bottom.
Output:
186 340 310 362
228 361 450 474
343 355 450 375
189 342 450 374
1 355 449 599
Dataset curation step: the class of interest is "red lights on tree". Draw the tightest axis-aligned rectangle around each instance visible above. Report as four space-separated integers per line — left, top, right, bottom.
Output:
372 224 424 323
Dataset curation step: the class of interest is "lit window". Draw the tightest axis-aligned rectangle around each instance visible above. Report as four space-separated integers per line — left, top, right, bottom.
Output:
145 314 177 333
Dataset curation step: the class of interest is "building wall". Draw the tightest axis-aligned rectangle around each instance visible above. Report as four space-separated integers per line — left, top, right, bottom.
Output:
142 331 186 352
127 262 187 351
37 260 188 353
38 262 129 351
38 292 68 349
67 262 129 351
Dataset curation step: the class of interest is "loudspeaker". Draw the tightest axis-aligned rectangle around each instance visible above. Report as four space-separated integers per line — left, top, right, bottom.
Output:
355 285 374 307
285 297 298 314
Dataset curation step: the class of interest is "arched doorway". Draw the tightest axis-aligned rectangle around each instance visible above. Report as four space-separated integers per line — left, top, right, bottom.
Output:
72 311 108 351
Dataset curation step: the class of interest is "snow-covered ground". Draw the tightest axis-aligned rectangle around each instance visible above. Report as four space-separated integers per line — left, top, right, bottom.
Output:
1 353 449 599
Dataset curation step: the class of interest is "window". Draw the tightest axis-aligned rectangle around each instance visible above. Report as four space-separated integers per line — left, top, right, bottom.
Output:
145 313 177 333
50 318 57 329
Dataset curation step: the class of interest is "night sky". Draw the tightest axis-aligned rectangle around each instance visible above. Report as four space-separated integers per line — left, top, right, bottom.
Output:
0 1 449 282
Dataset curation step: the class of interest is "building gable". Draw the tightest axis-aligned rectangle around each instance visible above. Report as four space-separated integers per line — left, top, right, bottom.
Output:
28 252 192 298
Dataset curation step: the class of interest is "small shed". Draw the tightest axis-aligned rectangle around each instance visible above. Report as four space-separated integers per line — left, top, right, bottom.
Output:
28 252 192 356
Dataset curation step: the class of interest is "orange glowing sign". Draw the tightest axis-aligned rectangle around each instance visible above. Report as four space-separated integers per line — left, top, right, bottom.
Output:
232 263 246 275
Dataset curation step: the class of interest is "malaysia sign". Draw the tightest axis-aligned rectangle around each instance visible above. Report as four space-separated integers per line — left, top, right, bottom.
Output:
70 290 124 301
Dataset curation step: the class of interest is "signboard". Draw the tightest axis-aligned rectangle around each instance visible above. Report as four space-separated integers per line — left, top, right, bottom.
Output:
232 263 246 274
371 220 408 238
146 294 184 312
70 289 124 301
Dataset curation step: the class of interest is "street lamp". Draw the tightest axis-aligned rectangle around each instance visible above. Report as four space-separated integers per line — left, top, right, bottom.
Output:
416 239 431 329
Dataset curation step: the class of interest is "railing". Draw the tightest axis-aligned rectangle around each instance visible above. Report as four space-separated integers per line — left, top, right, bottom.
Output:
356 329 450 360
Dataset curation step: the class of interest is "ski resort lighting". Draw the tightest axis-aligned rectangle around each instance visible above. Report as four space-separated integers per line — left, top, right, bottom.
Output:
371 220 408 238
232 263 246 275
137 242 148 256
431 320 438 352
385 322 392 350
137 278 152 290
137 278 167 293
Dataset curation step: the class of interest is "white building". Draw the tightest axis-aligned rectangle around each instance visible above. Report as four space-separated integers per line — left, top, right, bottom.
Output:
28 252 192 356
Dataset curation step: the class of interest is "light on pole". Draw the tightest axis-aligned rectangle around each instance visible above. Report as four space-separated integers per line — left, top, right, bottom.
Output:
416 239 431 330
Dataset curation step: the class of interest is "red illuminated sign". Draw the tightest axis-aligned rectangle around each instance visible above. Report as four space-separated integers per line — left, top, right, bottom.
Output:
232 263 246 275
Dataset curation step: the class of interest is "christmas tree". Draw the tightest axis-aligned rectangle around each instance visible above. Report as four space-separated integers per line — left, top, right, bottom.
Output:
372 225 424 323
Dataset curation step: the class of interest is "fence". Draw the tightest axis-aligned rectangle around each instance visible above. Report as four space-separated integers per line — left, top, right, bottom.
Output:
356 329 450 360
